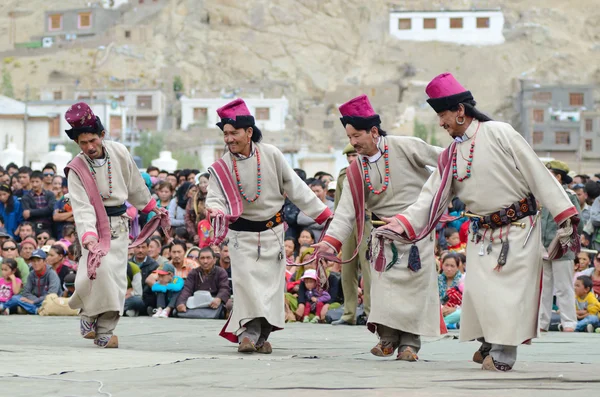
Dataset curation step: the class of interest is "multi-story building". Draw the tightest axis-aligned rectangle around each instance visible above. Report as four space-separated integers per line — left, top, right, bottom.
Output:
39 7 121 43
389 9 505 46
581 110 600 161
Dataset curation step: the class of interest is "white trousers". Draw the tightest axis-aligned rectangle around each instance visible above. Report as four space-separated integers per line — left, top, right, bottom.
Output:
539 259 577 330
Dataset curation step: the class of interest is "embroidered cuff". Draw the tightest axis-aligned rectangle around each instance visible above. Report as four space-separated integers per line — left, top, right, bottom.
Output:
81 232 98 245
141 198 157 214
554 206 578 225
315 207 333 225
322 235 342 254
395 214 416 240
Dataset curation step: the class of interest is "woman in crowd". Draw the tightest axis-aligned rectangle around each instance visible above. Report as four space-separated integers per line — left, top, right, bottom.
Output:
52 175 64 200
46 244 73 286
36 230 51 248
148 181 174 222
169 182 194 230
1 239 29 285
0 184 23 238
438 253 463 328
579 253 600 298
148 237 169 267
185 173 209 244
19 237 36 265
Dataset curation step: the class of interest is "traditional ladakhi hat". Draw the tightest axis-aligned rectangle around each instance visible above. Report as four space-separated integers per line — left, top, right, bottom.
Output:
338 95 381 131
64 102 105 140
216 98 262 138
425 73 474 113
546 160 573 185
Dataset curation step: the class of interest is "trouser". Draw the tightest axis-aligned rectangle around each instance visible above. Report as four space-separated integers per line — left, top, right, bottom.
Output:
304 301 325 317
539 259 577 330
576 315 600 332
3 295 42 314
156 291 181 309
444 308 461 325
479 339 518 367
340 223 372 322
124 296 145 314
378 324 421 352
239 317 272 346
82 311 120 339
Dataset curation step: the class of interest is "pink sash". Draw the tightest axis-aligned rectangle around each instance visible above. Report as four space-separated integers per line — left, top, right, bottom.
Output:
208 159 244 246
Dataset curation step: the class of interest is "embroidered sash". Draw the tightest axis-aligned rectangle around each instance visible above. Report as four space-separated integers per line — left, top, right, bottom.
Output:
208 159 244 246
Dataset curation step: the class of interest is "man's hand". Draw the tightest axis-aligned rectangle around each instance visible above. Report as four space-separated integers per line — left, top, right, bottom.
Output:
177 304 187 313
125 289 132 299
311 241 335 255
311 297 317 303
210 297 222 309
83 237 99 251
377 216 406 235
154 207 168 217
22 210 30 219
20 297 33 304
442 305 456 317
206 208 221 219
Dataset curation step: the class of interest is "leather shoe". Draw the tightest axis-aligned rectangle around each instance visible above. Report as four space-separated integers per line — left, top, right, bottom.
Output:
331 319 355 326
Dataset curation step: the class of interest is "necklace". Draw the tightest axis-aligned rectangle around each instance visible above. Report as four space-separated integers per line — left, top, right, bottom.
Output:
232 147 261 203
452 123 480 182
85 149 113 200
362 144 390 195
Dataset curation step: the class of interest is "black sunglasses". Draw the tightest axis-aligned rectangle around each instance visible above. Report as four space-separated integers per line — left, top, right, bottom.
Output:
43 173 55 177
3 246 17 251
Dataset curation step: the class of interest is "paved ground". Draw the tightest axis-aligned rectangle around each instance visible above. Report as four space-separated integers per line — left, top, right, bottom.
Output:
1 316 598 397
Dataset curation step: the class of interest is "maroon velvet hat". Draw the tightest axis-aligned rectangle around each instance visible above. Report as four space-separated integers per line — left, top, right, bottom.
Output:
215 98 262 140
338 95 381 131
64 102 105 140
425 73 473 113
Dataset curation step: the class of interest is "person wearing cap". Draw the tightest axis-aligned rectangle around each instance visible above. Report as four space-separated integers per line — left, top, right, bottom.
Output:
314 95 443 361
206 98 332 354
151 263 184 318
377 73 580 371
63 102 165 348
331 142 372 326
3 249 60 314
539 161 582 332
300 269 331 323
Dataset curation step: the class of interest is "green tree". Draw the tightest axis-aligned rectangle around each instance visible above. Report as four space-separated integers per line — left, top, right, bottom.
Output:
136 132 164 168
173 150 202 170
1 68 14 98
413 118 428 141
173 76 183 93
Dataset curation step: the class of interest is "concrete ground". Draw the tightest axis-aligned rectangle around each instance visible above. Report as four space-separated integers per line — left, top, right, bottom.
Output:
1 316 598 397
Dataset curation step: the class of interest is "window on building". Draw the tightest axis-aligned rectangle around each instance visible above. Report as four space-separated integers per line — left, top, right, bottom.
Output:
570 93 584 106
255 107 270 120
423 18 436 29
49 117 60 137
193 107 208 126
323 120 334 129
585 118 593 132
476 17 490 28
137 95 152 109
125 30 131 39
532 91 552 102
533 109 544 123
532 131 543 145
450 18 463 29
49 14 62 31
555 131 570 145
53 91 62 100
78 12 92 29
586 139 593 152
398 18 411 30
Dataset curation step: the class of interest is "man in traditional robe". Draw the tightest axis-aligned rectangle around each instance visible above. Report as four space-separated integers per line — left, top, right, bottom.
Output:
314 95 443 361
64 103 166 348
378 73 580 371
206 98 332 354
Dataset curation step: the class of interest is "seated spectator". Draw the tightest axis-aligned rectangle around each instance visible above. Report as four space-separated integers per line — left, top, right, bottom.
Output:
19 237 37 266
21 171 56 234
300 269 330 323
0 258 22 315
58 225 76 249
46 244 73 286
170 239 196 279
575 252 592 273
438 253 463 327
62 272 76 298
14 166 32 198
176 247 231 315
0 184 23 238
0 228 10 247
16 221 35 243
296 180 334 241
285 238 298 264
36 229 51 248
216 240 232 285
1 239 30 284
3 249 60 314
169 182 193 229
574 275 600 332
130 239 159 315
161 244 171 260
148 237 169 267
123 261 144 317
578 253 600 298
53 192 74 240
445 228 466 253
184 246 201 269
151 263 184 318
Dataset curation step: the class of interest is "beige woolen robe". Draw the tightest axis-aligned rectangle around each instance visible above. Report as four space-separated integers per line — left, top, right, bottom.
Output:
68 140 154 317
324 136 444 337
206 142 331 340
396 120 578 346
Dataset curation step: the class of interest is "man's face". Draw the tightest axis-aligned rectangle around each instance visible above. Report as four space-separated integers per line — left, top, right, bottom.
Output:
148 169 159 178
311 185 326 202
31 178 43 193
223 124 252 155
346 153 358 165
573 176 584 185
170 244 185 265
134 243 148 261
31 257 45 273
187 173 196 183
20 244 34 260
7 167 18 176
18 172 30 188
167 175 178 189
437 109 464 138
42 169 55 184
345 124 377 156
158 172 168 180
574 279 589 298
320 175 333 184
574 188 587 207
0 174 9 184
19 225 33 240
198 251 214 272
220 245 230 265
76 132 104 159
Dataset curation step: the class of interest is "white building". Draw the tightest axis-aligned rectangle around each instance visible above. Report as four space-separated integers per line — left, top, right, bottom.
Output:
389 9 505 46
180 96 289 132
0 96 51 166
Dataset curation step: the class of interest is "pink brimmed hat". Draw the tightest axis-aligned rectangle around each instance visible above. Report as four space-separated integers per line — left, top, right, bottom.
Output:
425 73 473 113
338 95 381 131
64 102 105 140
215 98 262 140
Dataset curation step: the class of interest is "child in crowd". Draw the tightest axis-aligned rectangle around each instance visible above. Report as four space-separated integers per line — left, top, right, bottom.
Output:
152 263 184 318
0 258 22 315
301 269 330 323
445 228 466 253
574 275 600 332
575 252 592 273
62 272 76 298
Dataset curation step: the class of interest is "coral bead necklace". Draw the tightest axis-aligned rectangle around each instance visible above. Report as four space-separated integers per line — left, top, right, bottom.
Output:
85 148 113 200
452 123 480 182
232 147 261 203
362 144 390 195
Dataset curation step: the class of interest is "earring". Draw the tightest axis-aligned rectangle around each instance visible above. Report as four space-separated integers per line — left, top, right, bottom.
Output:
456 116 465 125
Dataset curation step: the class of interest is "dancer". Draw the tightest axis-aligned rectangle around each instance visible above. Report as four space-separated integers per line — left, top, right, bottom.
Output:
206 98 332 353
377 73 580 371
314 95 443 361
64 102 168 348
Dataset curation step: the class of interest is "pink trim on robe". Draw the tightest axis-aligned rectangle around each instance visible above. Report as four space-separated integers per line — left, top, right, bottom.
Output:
554 206 578 225
81 232 98 244
322 235 342 254
141 198 157 214
315 207 333 225
395 214 416 240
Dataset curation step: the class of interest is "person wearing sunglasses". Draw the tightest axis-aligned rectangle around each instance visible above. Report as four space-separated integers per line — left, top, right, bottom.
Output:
42 164 57 192
1 239 30 285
